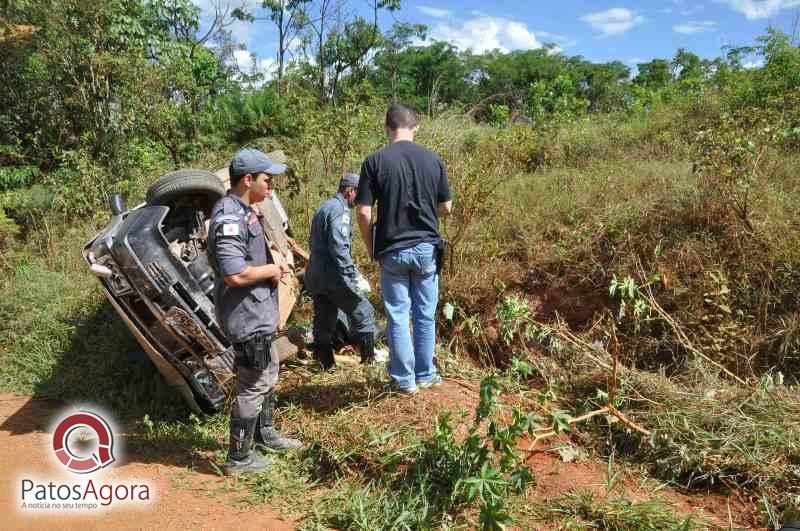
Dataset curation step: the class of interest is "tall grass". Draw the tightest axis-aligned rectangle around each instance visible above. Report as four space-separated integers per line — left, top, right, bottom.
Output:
0 222 186 418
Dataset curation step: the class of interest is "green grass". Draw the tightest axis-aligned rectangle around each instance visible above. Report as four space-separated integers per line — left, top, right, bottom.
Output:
0 222 188 419
544 492 698 530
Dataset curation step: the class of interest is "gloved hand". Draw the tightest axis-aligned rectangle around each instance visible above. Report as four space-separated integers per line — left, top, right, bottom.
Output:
354 273 371 295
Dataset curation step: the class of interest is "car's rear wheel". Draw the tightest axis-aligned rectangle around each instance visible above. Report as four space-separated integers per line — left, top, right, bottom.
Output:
146 169 226 212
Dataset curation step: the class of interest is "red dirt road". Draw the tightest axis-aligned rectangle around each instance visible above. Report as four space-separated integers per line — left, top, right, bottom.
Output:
0 394 294 531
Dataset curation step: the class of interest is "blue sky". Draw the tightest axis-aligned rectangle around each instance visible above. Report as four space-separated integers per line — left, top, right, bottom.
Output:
194 0 800 76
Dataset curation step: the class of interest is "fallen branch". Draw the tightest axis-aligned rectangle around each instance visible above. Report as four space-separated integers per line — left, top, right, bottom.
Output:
607 405 651 437
524 403 651 453
525 406 611 450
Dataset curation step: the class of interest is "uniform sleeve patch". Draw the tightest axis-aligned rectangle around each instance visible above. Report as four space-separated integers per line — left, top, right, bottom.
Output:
222 224 240 236
340 225 348 237
342 213 350 224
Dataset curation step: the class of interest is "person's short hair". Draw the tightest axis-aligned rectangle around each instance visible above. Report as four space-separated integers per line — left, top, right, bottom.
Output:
385 103 418 131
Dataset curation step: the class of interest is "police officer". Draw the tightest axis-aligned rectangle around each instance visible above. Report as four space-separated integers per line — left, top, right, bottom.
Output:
208 148 301 476
306 173 376 370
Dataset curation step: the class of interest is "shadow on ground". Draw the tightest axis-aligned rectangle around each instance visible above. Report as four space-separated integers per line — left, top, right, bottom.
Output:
277 380 392 415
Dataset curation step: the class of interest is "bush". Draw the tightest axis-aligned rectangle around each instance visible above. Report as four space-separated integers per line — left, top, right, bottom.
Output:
0 165 38 191
200 85 306 144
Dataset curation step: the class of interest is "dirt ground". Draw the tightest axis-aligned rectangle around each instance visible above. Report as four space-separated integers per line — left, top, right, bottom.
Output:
1 385 765 530
0 394 293 531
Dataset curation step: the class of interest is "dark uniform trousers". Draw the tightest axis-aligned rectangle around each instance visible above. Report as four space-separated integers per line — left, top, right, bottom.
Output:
208 192 280 420
233 341 280 419
312 288 375 348
306 193 376 354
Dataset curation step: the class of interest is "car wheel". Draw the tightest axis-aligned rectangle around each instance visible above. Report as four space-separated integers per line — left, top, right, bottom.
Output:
146 169 226 210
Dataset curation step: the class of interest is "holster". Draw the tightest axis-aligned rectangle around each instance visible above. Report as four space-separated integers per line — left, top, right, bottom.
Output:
235 333 273 370
434 238 448 275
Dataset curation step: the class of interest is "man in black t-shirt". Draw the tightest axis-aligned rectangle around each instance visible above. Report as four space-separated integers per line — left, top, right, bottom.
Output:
355 104 452 394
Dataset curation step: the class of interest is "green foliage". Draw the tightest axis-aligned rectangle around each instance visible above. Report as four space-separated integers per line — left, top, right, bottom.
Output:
487 104 510 128
0 0 235 210
496 296 534 345
1 184 54 230
200 85 304 143
0 165 38 191
527 74 589 124
634 59 673 89
609 275 652 325
305 376 537 529
619 377 800 510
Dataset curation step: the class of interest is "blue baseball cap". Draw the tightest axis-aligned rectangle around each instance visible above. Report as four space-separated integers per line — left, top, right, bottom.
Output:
339 173 360 188
230 148 287 178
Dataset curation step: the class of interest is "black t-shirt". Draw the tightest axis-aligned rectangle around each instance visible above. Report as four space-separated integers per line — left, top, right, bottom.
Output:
357 140 451 257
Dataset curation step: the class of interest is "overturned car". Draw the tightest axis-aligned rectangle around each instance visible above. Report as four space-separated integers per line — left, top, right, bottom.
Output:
82 158 310 413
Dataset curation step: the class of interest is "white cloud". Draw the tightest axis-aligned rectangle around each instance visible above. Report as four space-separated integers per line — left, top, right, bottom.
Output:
535 30 569 41
506 21 539 48
231 49 277 86
743 58 765 68
427 16 542 53
581 8 645 36
717 0 800 20
681 4 706 15
673 20 718 33
669 0 706 15
417 5 452 18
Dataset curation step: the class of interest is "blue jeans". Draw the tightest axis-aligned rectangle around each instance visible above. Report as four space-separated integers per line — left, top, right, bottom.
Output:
380 242 439 390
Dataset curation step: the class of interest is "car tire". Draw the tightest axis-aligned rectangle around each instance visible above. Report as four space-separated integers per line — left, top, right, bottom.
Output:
146 169 225 208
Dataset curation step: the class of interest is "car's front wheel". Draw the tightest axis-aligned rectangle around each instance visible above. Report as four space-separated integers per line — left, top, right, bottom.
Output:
146 169 226 212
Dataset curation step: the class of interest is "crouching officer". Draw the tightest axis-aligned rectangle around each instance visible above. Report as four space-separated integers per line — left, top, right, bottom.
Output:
208 148 301 476
306 173 377 370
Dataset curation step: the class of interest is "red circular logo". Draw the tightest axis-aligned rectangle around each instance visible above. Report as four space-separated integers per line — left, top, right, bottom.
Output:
52 412 115 474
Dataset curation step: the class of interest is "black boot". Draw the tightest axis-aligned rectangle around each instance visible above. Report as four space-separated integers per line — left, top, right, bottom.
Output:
223 415 271 476
313 344 335 371
359 331 375 364
255 393 302 451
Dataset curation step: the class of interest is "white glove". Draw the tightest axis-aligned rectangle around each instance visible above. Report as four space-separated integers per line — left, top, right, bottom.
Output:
354 273 371 295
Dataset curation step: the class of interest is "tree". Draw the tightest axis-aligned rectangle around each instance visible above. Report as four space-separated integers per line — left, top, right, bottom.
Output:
672 48 702 83
0 0 155 166
371 22 426 100
259 0 309 92
300 0 337 101
582 61 631 112
297 0 401 103
634 59 672 89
